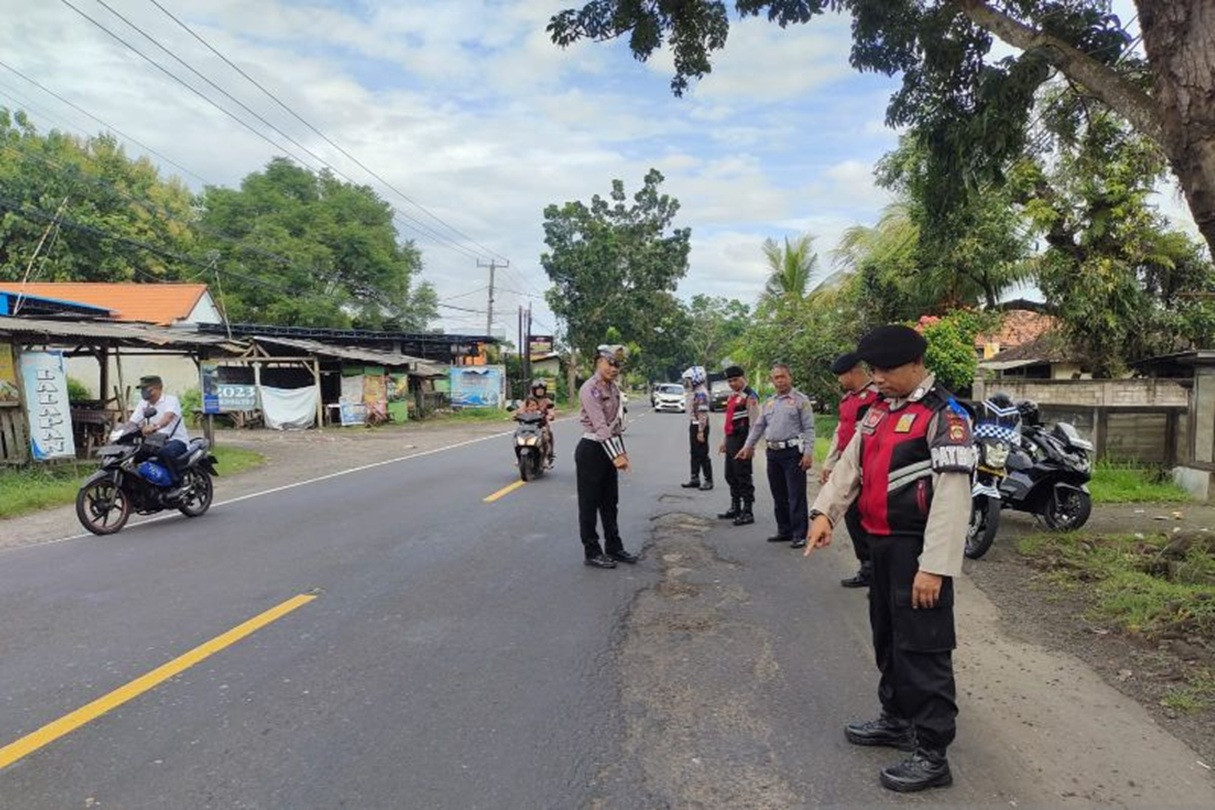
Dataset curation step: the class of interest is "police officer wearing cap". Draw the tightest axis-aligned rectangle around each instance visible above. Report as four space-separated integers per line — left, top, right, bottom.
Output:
717 365 759 525
805 325 974 792
576 345 640 569
821 352 879 588
736 363 816 548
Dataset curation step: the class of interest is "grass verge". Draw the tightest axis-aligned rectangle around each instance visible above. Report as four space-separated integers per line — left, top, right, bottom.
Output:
1017 529 1215 714
0 445 265 520
1089 461 1192 504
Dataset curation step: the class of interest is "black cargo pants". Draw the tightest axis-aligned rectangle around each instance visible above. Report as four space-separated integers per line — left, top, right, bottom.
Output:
867 532 958 752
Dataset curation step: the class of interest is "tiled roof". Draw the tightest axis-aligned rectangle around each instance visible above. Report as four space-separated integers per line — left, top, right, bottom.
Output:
984 330 1073 364
0 282 209 326
976 309 1056 350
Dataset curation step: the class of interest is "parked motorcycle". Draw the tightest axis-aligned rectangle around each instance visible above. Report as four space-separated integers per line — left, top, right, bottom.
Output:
964 394 1020 559
75 410 218 535
965 399 1094 559
512 410 550 481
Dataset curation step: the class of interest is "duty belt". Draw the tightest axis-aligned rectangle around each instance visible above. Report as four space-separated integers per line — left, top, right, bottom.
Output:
766 439 803 451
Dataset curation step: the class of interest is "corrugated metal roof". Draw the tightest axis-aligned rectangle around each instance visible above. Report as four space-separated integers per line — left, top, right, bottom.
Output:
0 283 210 325
252 336 446 376
0 316 242 351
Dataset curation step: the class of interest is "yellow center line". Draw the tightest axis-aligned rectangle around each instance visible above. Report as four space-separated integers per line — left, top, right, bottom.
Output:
0 592 317 771
484 480 526 503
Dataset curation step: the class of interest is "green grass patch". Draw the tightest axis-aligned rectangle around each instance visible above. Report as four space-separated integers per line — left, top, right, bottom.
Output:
434 406 513 423
0 445 264 519
814 414 838 464
1089 461 1191 503
1161 670 1215 714
1016 530 1215 638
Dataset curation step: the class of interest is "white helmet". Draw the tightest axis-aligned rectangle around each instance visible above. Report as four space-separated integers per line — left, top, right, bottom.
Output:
682 366 707 386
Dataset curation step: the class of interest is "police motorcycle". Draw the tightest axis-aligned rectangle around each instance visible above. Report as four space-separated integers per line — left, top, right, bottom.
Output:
963 393 1020 559
75 408 218 535
512 410 550 481
1001 400 1094 531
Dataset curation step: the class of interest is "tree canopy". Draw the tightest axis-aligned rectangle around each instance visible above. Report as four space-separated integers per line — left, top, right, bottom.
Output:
549 1 1215 260
541 168 691 378
0 111 438 331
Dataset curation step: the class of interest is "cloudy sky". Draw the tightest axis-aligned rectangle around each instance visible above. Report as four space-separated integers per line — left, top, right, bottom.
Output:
0 0 1188 338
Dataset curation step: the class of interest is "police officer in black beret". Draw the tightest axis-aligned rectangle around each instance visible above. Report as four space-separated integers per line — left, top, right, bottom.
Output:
822 352 879 587
806 325 975 793
716 365 759 525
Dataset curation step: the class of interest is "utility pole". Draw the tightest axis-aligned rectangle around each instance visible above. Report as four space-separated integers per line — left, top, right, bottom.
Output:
477 258 508 336
525 302 533 384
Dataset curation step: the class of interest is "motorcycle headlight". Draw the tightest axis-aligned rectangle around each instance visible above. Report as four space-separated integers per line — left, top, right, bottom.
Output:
1073 452 1091 473
983 442 1009 469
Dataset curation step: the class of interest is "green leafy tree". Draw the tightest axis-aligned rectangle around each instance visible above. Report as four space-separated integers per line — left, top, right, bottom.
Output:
1012 93 1215 376
916 313 992 394
197 158 436 329
0 109 197 284
540 168 692 377
548 0 1215 261
683 294 751 371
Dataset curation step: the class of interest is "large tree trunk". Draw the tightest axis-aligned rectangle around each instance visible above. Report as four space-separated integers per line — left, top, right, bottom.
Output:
958 0 1215 257
1136 0 1215 256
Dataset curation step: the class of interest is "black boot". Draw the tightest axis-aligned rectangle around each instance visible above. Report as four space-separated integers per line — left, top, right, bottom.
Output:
718 499 740 520
699 479 714 491
840 563 872 588
844 715 916 750
879 749 952 793
680 478 701 489
733 501 754 526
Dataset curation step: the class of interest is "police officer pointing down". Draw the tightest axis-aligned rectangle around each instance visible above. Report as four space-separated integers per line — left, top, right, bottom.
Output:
806 325 975 793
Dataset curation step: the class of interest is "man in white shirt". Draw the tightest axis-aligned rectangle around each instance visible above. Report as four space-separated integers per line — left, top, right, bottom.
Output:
124 374 190 488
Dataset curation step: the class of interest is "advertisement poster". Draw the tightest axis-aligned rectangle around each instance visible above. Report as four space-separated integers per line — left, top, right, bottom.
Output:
528 335 554 361
200 364 257 413
387 372 409 422
449 365 504 409
0 343 18 405
339 373 366 426
20 350 76 460
362 371 387 422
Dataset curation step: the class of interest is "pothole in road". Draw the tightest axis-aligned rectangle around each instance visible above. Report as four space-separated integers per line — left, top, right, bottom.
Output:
609 512 799 808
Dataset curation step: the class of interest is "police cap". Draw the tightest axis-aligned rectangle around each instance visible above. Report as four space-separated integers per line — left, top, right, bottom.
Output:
723 365 745 379
856 325 927 370
829 352 861 375
596 344 626 366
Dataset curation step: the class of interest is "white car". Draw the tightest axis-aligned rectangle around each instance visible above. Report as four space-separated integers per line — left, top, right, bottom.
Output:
651 383 686 413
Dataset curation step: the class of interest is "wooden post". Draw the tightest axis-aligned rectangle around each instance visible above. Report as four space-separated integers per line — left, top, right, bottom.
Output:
97 345 109 407
114 346 128 421
252 360 263 426
312 358 323 429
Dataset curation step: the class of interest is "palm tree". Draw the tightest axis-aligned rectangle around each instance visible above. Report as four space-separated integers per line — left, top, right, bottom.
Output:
761 234 820 302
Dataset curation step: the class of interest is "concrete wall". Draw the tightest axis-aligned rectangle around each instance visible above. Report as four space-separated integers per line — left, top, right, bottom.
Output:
973 377 1189 407
67 351 198 408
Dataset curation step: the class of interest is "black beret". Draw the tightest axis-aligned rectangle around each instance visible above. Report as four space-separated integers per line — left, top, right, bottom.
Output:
856 325 928 369
723 365 745 379
829 352 861 375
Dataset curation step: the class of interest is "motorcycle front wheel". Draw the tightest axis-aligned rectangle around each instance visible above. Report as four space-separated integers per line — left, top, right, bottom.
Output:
177 469 214 517
964 494 1001 559
1042 486 1092 531
519 451 534 482
76 478 131 535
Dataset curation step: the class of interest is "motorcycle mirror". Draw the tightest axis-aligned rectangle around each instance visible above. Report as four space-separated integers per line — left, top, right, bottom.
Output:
145 407 158 418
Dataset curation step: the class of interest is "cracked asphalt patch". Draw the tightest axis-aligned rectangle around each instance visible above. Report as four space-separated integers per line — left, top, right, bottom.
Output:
616 512 799 808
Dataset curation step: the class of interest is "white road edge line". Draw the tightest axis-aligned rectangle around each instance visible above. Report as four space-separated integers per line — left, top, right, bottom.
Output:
4 429 515 553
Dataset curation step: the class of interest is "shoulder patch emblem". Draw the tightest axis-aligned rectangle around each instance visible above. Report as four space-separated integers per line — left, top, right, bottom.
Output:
946 411 968 443
894 413 916 433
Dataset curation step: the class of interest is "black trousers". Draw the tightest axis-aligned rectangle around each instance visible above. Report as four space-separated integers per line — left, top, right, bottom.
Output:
868 532 958 752
576 438 623 559
766 447 807 539
723 432 754 503
845 503 869 571
688 423 712 482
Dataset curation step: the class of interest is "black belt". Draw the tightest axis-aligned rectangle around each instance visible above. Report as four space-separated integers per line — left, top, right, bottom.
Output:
767 439 803 451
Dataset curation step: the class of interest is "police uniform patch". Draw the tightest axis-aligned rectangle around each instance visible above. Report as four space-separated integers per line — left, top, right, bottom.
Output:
947 413 966 442
860 407 885 434
929 401 976 472
894 413 917 433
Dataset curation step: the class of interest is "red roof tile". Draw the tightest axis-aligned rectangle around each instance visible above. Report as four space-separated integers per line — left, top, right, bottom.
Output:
0 282 209 326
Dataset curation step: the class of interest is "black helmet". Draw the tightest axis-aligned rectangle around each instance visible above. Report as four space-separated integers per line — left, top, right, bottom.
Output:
1016 399 1041 426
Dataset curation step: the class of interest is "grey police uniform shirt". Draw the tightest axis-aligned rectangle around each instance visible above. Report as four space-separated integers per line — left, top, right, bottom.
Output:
811 373 972 578
742 388 815 458
579 372 626 459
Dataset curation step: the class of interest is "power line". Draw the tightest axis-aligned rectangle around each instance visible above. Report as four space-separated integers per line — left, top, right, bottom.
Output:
0 60 208 184
57 0 485 262
145 0 510 265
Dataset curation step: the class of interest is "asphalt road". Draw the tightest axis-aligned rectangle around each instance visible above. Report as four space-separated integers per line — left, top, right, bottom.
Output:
0 407 1209 808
